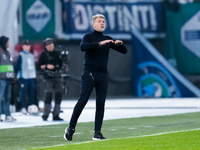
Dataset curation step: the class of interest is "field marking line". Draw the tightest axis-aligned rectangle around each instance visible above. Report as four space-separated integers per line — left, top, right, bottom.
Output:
123 128 200 140
33 128 200 149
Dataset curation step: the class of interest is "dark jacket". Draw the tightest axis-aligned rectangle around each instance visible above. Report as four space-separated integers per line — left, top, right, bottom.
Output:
80 30 127 73
0 47 15 79
37 49 62 78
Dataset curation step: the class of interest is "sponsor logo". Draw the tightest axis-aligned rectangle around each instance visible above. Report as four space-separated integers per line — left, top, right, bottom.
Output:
26 0 51 32
137 61 180 97
6 72 14 78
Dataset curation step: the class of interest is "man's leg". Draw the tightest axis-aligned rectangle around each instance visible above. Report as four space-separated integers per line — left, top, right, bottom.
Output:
69 71 95 128
0 80 6 117
42 79 53 121
64 71 95 141
3 80 17 122
94 72 108 132
27 79 36 105
53 78 63 120
4 80 11 117
19 79 28 110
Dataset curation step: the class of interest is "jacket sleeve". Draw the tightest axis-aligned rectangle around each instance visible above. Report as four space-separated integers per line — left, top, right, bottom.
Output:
37 52 45 70
104 35 127 54
55 51 62 70
14 55 22 73
80 34 99 52
110 43 127 54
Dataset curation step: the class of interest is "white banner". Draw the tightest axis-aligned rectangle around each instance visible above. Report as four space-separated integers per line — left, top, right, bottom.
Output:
0 0 19 57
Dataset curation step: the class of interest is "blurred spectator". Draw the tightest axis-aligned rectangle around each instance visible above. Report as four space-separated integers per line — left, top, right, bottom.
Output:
0 35 16 122
37 38 64 121
14 40 36 115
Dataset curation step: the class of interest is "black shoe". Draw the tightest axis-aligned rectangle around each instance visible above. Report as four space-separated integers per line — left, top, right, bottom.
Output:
93 131 106 140
42 115 48 121
64 127 75 141
53 115 64 121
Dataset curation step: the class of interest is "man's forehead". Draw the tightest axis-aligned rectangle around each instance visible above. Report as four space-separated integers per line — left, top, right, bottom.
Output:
46 43 54 47
95 17 105 21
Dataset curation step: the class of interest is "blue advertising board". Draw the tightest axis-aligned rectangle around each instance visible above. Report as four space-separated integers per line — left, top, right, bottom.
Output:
131 26 200 97
63 1 165 39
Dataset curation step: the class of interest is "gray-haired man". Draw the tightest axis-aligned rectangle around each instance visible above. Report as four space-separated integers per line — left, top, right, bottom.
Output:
64 14 127 141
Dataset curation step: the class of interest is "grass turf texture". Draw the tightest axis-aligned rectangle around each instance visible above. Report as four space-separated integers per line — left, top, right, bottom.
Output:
0 112 200 150
46 130 200 150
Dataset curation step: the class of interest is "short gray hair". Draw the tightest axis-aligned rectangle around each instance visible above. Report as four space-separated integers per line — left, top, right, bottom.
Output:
92 14 105 24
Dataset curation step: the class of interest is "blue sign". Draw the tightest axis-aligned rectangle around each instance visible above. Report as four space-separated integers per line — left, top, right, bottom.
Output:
63 1 165 39
131 26 200 97
137 61 181 97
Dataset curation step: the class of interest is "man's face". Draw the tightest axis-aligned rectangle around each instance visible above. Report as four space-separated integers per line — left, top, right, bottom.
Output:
45 43 54 52
92 17 105 32
22 45 31 52
6 40 9 48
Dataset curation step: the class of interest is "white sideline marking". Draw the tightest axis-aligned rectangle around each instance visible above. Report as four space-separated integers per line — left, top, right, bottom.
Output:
34 128 200 149
143 126 154 128
49 135 60 138
72 128 200 144
128 128 136 130
2 99 200 130
110 129 117 131
123 128 200 140
74 132 82 135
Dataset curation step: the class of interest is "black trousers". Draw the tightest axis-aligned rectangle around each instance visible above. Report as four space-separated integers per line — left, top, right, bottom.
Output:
43 78 63 117
69 70 108 132
19 78 36 109
44 78 63 105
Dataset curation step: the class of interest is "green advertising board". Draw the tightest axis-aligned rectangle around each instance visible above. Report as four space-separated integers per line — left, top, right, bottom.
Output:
22 0 55 40
165 3 200 75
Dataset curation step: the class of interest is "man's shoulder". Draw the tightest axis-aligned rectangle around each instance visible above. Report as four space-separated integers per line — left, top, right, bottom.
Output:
19 51 25 55
104 34 113 40
0 47 6 53
82 32 97 41
40 50 47 55
84 32 92 37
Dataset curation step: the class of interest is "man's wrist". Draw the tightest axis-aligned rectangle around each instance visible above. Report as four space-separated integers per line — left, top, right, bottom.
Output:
45 64 48 69
98 42 101 47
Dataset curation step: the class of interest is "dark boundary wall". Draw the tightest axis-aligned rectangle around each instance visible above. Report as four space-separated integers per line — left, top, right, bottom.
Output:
36 37 200 101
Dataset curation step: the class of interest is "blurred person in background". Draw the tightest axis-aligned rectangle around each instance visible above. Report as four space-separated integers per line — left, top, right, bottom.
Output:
37 38 63 121
14 40 36 115
0 35 16 122
165 0 180 12
64 14 127 141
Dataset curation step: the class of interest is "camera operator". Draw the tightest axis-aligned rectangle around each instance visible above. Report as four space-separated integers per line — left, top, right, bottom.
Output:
37 38 63 121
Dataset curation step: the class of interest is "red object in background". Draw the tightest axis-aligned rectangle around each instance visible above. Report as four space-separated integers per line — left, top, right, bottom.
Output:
13 43 43 63
13 44 22 62
32 44 43 63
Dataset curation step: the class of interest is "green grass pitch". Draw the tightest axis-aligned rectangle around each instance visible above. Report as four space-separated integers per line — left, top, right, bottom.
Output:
0 112 200 150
